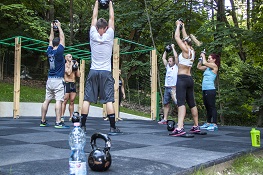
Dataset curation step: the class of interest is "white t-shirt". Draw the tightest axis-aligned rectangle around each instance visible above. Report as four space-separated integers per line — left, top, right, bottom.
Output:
164 64 178 87
89 26 114 71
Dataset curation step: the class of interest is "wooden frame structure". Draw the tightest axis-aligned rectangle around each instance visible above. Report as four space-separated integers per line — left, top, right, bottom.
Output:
0 36 157 120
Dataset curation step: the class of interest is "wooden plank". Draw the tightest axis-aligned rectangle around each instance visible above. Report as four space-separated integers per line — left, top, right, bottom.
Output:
151 49 157 120
78 59 85 114
13 37 21 119
113 38 120 121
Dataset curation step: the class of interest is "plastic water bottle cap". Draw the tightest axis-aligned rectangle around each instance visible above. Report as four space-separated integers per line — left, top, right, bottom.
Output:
73 122 80 127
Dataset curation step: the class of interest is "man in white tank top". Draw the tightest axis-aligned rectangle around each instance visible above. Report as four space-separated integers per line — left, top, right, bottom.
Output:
158 44 179 124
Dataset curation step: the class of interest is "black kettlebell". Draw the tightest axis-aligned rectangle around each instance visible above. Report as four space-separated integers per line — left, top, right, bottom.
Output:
71 111 80 123
165 45 172 53
88 133 112 172
72 60 78 71
52 20 59 33
99 0 110 9
178 18 184 30
167 120 175 131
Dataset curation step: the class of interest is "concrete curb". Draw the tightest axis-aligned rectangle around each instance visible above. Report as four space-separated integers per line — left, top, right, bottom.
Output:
0 102 151 121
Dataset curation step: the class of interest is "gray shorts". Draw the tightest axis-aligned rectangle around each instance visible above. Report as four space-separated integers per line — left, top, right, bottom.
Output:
84 69 115 104
163 87 177 105
45 78 64 101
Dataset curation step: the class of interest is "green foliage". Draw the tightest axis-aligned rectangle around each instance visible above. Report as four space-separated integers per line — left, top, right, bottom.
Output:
217 53 263 126
0 4 48 40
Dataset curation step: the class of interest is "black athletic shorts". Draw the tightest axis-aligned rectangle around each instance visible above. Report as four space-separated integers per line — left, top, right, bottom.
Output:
84 69 115 104
64 82 77 93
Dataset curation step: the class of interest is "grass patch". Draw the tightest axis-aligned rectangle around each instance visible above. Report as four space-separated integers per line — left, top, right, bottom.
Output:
0 82 45 102
191 150 263 175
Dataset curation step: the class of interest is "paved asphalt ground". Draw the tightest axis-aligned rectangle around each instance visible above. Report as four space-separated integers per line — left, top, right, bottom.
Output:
0 115 262 175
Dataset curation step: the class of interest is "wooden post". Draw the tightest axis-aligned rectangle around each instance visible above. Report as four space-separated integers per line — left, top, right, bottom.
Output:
13 37 21 119
78 59 85 114
113 38 120 121
150 49 157 120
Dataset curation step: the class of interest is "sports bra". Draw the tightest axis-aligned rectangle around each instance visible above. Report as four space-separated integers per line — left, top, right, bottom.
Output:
178 49 195 67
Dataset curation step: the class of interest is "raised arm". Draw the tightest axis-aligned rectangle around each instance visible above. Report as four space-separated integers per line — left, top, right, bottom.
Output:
162 51 168 67
108 0 114 30
197 53 207 71
174 20 188 54
181 23 188 39
202 53 218 71
48 23 54 46
171 44 178 65
91 0 99 27
56 21 65 47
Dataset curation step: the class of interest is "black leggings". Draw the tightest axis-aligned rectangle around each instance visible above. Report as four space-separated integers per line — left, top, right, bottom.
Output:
203 89 217 124
176 75 196 108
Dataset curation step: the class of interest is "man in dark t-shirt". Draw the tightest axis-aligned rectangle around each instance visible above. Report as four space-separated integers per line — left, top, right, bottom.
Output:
40 20 69 129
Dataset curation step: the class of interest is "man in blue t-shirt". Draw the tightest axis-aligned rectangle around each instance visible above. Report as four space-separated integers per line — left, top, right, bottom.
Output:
40 20 69 129
80 0 122 135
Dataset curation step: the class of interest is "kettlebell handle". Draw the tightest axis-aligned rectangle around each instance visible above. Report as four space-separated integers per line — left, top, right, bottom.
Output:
90 132 111 151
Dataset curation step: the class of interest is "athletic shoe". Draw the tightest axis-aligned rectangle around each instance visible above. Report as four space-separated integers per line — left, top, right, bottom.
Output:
54 122 70 129
200 123 210 129
207 124 218 131
69 117 72 122
40 120 49 127
117 117 123 121
169 128 186 136
108 127 123 135
103 117 109 121
81 126 87 133
158 119 168 125
61 117 65 122
189 126 201 133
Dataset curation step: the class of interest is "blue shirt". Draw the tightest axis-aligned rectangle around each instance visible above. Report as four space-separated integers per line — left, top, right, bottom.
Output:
202 68 216 90
46 44 65 78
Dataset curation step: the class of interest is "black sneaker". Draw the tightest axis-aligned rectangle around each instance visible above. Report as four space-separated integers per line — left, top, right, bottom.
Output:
54 122 70 129
169 128 186 136
40 120 49 127
189 126 201 133
81 126 87 133
108 127 123 135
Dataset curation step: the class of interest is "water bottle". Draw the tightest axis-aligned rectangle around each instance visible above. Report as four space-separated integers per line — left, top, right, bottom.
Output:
69 121 87 175
250 128 260 147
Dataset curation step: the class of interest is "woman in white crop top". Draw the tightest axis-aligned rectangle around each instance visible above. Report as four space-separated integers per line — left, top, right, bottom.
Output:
168 20 201 136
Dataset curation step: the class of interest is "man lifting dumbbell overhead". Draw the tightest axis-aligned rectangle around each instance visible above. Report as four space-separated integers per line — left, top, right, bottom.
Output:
81 0 122 135
40 20 69 129
158 44 179 125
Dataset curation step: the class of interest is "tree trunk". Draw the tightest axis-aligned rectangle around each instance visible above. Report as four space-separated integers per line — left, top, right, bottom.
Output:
0 52 5 80
70 0 73 45
229 0 247 62
257 94 263 127
49 0 54 21
214 0 225 124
